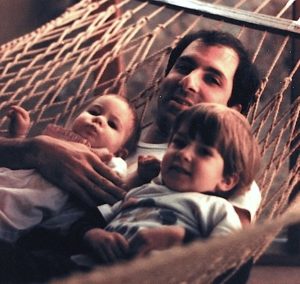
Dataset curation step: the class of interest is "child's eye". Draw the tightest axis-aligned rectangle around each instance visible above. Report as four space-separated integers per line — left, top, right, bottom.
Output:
171 137 186 149
108 120 118 130
197 147 212 156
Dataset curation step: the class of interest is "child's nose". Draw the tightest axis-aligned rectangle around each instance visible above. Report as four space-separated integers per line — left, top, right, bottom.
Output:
178 145 194 162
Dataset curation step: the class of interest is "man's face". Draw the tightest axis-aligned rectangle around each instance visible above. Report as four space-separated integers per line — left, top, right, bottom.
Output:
156 40 239 134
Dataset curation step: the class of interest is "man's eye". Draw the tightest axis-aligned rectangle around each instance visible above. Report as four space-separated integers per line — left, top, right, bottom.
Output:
108 120 118 130
174 61 194 75
204 74 221 86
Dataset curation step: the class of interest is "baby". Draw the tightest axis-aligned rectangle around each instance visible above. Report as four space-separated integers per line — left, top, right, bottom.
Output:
0 94 142 242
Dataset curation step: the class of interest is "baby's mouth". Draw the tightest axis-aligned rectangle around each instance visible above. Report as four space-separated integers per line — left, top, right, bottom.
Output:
79 124 98 139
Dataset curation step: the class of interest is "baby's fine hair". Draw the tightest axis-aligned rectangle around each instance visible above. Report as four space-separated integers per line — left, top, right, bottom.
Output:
170 103 261 196
110 95 141 157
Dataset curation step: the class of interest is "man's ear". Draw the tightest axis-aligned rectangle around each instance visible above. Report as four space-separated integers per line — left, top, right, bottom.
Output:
116 148 129 159
217 173 239 192
230 104 242 113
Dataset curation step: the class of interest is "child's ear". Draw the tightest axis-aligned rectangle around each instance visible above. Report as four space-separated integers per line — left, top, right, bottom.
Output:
116 148 128 159
217 173 239 192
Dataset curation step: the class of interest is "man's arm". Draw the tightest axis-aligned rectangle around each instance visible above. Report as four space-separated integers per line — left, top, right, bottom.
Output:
0 135 126 206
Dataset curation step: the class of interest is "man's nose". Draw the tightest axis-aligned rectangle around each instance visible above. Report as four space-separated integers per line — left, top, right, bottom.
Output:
180 69 202 94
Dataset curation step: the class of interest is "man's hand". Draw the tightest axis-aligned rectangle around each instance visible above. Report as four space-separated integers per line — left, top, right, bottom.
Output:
7 105 30 138
129 226 185 257
84 228 129 263
30 135 126 206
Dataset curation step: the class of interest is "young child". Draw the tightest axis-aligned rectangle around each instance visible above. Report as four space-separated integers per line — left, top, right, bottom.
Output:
79 103 261 263
0 94 141 242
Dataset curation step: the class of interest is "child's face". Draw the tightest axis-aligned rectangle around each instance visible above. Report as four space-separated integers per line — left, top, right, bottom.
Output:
71 95 134 153
161 122 228 194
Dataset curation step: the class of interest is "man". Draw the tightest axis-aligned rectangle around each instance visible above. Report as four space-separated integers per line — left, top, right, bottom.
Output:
127 30 260 225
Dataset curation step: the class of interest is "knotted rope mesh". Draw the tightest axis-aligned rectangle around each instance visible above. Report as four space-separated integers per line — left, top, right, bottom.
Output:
0 0 299 282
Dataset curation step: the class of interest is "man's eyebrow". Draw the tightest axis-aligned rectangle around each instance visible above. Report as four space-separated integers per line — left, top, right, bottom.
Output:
176 55 197 66
177 55 225 80
205 67 225 80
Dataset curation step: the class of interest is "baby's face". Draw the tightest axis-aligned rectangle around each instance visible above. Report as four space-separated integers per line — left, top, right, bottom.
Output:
161 122 227 194
71 95 134 153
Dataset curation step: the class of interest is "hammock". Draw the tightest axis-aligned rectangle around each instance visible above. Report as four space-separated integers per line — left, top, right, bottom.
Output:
0 0 299 282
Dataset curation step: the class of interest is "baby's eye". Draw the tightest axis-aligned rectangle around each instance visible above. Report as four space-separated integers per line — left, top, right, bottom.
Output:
108 120 118 130
88 110 98 115
88 106 103 116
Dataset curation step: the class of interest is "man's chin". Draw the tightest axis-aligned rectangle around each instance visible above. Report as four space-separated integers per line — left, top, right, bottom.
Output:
156 114 174 136
168 100 189 113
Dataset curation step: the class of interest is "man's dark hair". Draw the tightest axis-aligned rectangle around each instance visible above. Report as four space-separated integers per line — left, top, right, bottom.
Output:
165 30 260 114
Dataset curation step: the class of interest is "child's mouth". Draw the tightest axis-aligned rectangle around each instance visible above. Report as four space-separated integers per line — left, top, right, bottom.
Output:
169 165 190 175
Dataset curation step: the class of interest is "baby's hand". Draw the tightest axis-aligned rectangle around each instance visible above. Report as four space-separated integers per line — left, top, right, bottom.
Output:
83 228 129 263
137 155 161 183
7 105 30 138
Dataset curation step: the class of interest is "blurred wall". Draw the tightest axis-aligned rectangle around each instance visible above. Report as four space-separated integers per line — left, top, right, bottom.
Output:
0 0 76 45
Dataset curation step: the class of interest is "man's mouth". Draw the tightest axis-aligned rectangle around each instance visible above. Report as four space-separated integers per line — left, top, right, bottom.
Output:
167 95 193 112
174 95 193 106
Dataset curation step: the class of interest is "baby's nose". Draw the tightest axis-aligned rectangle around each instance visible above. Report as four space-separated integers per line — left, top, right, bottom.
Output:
92 115 105 125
